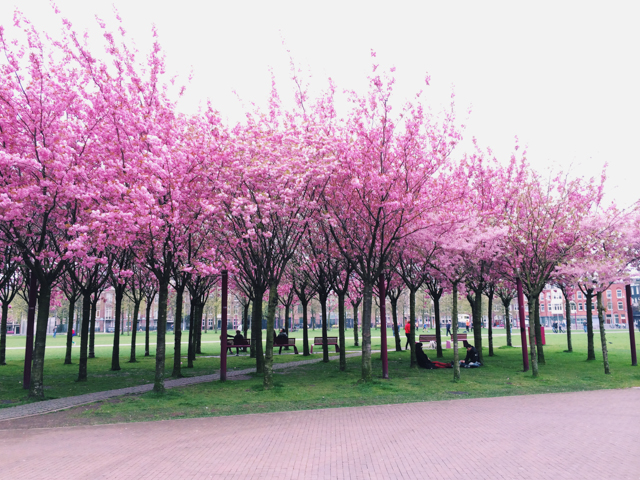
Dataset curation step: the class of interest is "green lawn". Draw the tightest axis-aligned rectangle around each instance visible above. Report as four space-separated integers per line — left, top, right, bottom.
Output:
1 327 639 426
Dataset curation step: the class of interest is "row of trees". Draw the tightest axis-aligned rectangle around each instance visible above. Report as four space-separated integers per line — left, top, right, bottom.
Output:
1 12 638 398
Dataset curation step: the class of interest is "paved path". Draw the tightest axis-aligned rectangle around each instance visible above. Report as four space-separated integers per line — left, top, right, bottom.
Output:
0 353 362 421
1 388 638 479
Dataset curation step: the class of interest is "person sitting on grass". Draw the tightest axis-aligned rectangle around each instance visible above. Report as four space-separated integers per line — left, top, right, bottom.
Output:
415 342 452 369
233 330 247 355
460 340 482 368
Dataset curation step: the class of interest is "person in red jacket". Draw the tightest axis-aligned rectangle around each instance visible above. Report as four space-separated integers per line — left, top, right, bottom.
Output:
404 319 411 350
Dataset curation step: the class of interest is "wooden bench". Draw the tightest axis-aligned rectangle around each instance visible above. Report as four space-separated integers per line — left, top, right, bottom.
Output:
274 338 298 355
451 333 467 345
221 336 251 355
418 334 438 349
310 336 341 354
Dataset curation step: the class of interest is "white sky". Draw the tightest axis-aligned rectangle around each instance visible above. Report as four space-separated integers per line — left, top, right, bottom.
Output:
2 0 639 208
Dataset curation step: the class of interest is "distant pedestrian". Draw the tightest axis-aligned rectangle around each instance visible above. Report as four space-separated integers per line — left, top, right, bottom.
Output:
404 319 411 350
465 320 470 333
583 321 587 333
52 325 57 338
446 321 451 336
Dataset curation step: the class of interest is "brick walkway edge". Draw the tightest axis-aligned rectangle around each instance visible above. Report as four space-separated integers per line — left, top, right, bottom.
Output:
1 388 638 479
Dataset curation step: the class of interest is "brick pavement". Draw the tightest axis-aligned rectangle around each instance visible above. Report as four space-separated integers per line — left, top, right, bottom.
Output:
0 353 363 422
1 388 638 479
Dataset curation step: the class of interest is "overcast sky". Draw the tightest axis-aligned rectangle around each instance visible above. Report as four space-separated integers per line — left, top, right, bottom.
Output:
2 0 638 207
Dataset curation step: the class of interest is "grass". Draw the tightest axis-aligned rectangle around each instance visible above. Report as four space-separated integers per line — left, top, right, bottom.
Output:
1 327 639 425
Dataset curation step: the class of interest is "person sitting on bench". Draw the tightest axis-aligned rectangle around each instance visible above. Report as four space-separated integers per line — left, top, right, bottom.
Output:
233 330 246 355
276 328 290 353
460 340 482 368
415 343 452 369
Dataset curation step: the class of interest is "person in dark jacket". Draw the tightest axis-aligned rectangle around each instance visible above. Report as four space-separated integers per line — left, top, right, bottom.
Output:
233 330 247 355
276 329 289 354
415 343 452 369
460 340 481 367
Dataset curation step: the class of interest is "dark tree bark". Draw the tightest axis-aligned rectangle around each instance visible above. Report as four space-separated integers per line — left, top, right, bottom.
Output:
351 297 361 348
497 287 515 348
188 302 195 368
111 284 126 369
584 288 596 360
144 287 156 357
534 296 545 365
452 281 461 382
557 283 573 352
172 282 185 378
154 278 169 393
485 283 495 357
129 296 141 363
425 277 444 358
64 295 77 365
77 292 91 382
597 291 610 374
251 284 266 373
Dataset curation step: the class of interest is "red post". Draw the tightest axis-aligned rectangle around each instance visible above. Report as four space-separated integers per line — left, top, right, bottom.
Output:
516 277 529 372
625 284 637 366
23 273 38 389
220 270 228 381
379 274 388 379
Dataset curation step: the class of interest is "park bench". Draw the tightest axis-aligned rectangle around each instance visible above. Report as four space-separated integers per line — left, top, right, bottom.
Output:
451 333 467 346
221 336 251 355
418 334 438 349
274 338 299 355
310 336 341 354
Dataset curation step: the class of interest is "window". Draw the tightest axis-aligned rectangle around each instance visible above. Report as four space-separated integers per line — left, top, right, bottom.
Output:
592 303 596 310
578 303 583 311
607 290 612 299
607 302 612 310
541 304 545 311
617 289 622 298
614 314 619 323
618 301 623 310
577 292 583 300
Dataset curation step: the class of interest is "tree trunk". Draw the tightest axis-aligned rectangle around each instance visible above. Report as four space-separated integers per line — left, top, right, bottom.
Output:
597 291 610 374
586 292 595 360
89 295 98 359
352 300 360 347
472 290 483 363
129 298 140 363
144 296 152 357
263 282 278 389
188 303 195 368
284 303 290 337
64 297 75 364
434 296 443 358
111 287 124 370
452 282 460 382
78 292 91 382
320 292 329 363
409 289 417 368
487 292 494 357
565 296 573 352
154 279 169 393
361 281 373 382
29 280 51 398
390 297 402 352
251 286 265 372
338 292 346 371
195 301 203 354
302 300 310 356
502 299 512 347
172 285 184 378
534 297 545 365
243 301 250 341
527 296 539 377
0 302 8 365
